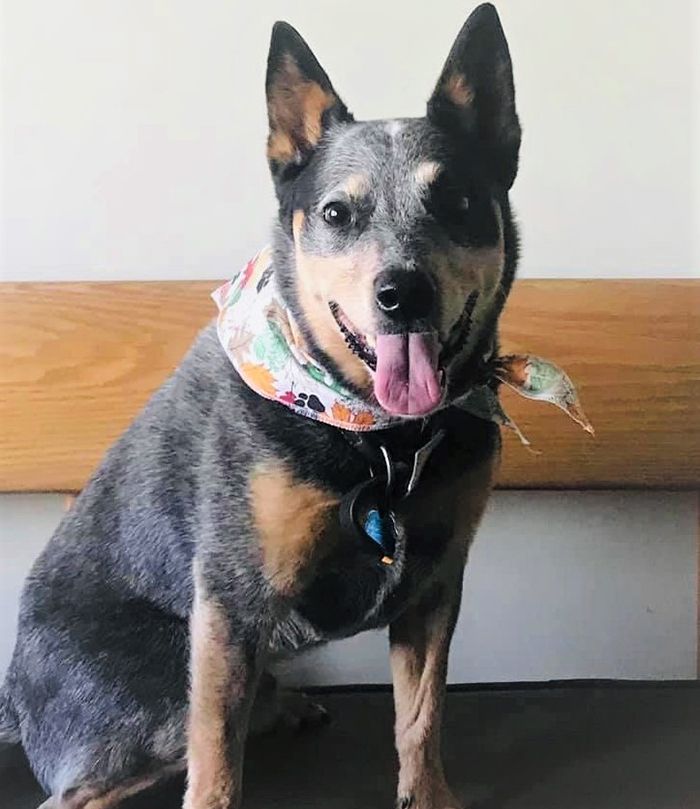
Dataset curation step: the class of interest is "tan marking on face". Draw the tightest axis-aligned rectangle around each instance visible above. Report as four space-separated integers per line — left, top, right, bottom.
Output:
443 73 475 107
184 576 243 809
292 210 377 391
432 242 504 340
427 196 505 351
435 204 506 358
267 55 337 163
414 161 441 188
250 463 339 594
342 173 371 199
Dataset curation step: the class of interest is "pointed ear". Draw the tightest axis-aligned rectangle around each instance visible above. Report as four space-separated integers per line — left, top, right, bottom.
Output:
427 3 521 189
266 22 352 179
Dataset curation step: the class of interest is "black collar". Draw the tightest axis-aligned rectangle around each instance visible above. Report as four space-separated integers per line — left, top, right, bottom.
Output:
337 413 448 565
339 412 448 500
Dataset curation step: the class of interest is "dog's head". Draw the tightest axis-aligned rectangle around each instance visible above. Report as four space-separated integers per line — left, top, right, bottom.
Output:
266 3 521 417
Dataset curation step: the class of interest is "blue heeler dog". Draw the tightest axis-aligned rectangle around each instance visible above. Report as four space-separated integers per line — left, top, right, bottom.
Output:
1 5 521 808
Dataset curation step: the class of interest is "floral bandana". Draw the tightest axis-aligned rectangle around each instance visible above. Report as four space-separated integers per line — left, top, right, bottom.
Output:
212 248 594 443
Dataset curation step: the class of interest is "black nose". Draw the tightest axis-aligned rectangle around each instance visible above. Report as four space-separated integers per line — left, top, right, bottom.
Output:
374 270 436 322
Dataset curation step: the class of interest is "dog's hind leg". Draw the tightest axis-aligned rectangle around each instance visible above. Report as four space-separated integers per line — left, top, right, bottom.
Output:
11 598 190 806
38 760 184 809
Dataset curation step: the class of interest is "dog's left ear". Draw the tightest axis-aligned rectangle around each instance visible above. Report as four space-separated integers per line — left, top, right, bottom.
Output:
427 3 521 189
266 22 352 180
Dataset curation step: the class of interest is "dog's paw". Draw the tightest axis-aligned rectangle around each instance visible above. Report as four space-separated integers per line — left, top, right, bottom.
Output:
278 690 330 732
397 782 464 809
397 798 463 809
249 685 329 735
182 785 231 809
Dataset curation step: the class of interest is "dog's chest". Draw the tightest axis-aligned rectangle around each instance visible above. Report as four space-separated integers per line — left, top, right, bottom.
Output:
253 411 499 649
274 456 494 645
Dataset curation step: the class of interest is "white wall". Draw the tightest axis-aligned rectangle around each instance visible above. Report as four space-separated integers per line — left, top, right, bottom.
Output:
1 492 697 683
282 492 699 685
1 0 698 683
1 0 698 281
0 496 68 676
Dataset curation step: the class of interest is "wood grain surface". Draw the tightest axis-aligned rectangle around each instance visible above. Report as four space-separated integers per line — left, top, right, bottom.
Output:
1 279 698 492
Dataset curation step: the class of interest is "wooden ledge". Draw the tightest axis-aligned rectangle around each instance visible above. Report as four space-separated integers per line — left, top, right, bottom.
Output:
1 279 698 491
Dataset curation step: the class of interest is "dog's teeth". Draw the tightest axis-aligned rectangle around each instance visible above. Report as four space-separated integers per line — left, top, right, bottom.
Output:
329 301 377 372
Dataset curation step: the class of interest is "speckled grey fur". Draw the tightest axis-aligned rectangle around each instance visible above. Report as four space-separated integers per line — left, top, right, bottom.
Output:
0 5 521 806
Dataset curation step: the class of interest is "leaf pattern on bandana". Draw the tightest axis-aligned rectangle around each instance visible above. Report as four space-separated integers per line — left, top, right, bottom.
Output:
306 363 348 396
239 362 276 399
226 326 254 358
331 401 376 427
252 321 291 373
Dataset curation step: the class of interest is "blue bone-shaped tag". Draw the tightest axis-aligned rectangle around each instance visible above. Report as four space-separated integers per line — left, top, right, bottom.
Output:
363 509 384 547
363 508 395 564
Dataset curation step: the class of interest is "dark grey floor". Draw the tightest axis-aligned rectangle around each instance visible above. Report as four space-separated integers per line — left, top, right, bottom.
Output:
2 685 699 808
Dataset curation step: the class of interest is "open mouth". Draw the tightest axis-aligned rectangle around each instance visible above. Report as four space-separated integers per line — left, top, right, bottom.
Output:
329 293 480 417
330 301 445 416
329 301 377 371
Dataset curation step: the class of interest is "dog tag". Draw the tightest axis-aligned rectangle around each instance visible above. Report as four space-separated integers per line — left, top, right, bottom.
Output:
363 508 397 564
339 478 396 564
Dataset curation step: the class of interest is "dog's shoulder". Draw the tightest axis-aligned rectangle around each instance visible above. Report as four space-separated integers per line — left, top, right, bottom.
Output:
23 324 259 615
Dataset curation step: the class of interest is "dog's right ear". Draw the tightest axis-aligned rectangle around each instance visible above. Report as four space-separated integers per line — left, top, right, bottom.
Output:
266 22 352 180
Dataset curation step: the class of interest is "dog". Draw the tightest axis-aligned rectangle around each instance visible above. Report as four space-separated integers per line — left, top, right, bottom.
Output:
0 4 521 808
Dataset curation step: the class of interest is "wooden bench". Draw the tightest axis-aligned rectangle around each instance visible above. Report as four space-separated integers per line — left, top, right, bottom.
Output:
1 279 698 492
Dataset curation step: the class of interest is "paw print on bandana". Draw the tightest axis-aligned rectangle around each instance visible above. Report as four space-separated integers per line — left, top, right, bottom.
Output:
294 392 325 413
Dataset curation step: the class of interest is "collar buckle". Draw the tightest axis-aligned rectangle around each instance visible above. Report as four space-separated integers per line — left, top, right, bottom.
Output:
364 423 446 502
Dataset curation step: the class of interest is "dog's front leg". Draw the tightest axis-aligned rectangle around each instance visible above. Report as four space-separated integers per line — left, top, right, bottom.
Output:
183 574 268 809
390 574 463 809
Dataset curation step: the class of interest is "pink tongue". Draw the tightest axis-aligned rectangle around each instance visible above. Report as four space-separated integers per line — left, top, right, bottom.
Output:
374 332 443 416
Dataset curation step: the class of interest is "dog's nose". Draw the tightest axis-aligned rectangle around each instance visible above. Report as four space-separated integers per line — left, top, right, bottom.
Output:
374 270 436 322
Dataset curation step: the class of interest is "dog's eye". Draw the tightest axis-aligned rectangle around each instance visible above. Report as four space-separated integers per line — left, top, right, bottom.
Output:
425 186 469 222
322 201 352 228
